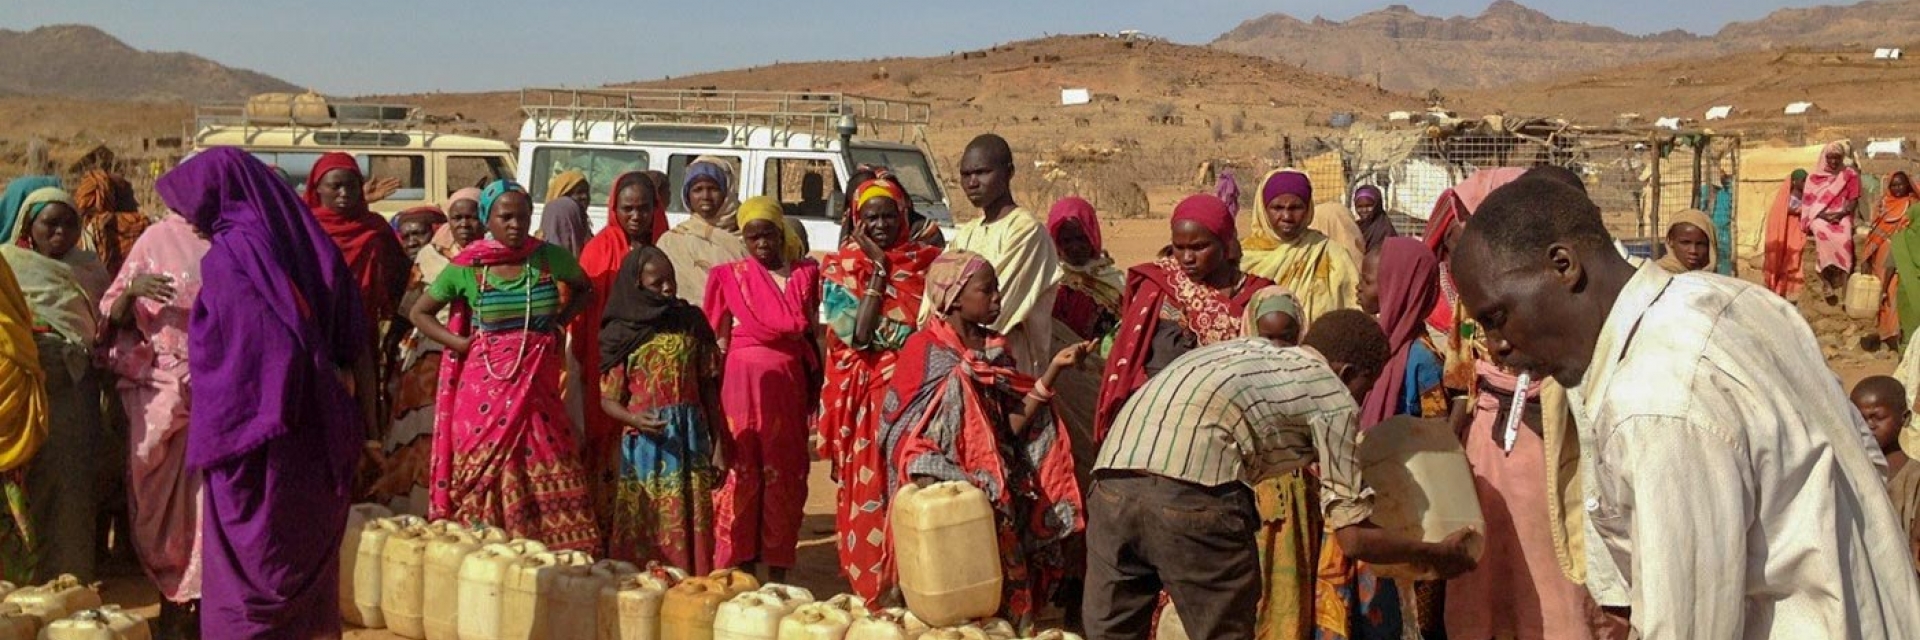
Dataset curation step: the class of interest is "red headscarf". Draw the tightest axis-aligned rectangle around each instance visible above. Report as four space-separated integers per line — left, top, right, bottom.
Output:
1046 196 1103 254
1170 193 1237 251
572 171 662 462
304 151 409 324
1423 167 1527 333
1361 237 1441 429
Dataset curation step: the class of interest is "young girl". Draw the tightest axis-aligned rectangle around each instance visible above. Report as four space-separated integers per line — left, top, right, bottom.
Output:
598 246 723 571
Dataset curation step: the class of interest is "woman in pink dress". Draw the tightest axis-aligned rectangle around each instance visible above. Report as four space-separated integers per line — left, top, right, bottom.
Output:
1804 142 1863 304
705 196 821 582
98 212 209 636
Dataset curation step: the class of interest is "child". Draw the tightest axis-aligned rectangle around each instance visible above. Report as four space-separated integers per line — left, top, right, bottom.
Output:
1851 375 1920 574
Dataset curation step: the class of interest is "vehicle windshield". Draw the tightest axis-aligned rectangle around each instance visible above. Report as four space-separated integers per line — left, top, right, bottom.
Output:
850 147 944 209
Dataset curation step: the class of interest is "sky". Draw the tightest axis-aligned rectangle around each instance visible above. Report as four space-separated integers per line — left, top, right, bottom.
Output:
5 0 1844 95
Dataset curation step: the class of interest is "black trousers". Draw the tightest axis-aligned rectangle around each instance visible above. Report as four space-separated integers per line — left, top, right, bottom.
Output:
1082 471 1261 640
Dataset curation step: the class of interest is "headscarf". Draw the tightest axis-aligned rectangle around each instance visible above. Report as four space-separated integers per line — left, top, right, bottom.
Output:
73 169 137 215
159 147 364 481
392 206 447 232
425 187 483 258
1243 169 1314 253
12 187 76 248
611 170 670 245
830 179 942 322
738 195 805 263
1424 167 1529 335
1241 285 1303 338
545 170 588 204
304 151 409 324
0 256 47 473
1047 196 1125 312
1764 172 1811 299
1803 142 1860 216
538 197 591 256
573 171 661 455
1360 237 1442 429
1170 193 1238 255
1216 169 1241 218
9 186 111 302
1047 196 1103 254
598 245 712 372
684 160 732 219
478 179 526 225
73 169 150 272
924 250 991 321
0 176 60 245
1792 168 1810 182
1655 209 1718 274
1353 185 1397 253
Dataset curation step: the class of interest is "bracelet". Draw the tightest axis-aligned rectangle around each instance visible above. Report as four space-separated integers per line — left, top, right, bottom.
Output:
864 289 885 298
1025 391 1053 404
1035 379 1054 397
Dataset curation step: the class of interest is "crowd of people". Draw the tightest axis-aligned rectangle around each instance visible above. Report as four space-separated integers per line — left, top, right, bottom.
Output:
0 132 1919 640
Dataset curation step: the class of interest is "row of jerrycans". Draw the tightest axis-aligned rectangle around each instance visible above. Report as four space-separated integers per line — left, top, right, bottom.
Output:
0 575 148 640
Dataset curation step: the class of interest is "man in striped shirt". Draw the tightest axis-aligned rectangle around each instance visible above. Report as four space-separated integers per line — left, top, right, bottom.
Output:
1082 310 1479 640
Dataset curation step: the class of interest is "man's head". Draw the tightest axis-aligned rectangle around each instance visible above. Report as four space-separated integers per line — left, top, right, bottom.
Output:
1852 375 1911 454
1450 177 1630 388
1302 309 1392 402
1522 164 1587 194
959 134 1015 211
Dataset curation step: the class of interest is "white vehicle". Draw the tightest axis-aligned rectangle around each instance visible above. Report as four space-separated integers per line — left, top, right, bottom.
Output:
515 88 951 253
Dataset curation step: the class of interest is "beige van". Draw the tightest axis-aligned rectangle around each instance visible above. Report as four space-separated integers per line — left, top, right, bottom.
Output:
189 99 516 216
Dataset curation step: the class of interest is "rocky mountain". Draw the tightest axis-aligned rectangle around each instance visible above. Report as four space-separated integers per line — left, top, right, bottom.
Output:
1212 0 1920 92
0 25 300 102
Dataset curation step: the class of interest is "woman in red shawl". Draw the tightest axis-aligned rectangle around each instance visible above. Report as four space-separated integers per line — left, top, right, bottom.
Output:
1864 171 1918 350
306 152 411 454
571 171 669 504
1093 194 1272 439
881 250 1091 631
817 179 941 603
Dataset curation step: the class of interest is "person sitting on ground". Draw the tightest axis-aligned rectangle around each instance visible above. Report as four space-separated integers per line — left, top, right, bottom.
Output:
1854 375 1920 575
1656 209 1717 274
1082 309 1479 640
1451 175 1920 638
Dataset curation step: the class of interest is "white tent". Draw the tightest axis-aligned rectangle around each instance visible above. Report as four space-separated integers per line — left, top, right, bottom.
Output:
1059 88 1090 106
1867 139 1908 158
1705 105 1734 121
1785 102 1818 115
1654 117 1683 130
1876 48 1904 60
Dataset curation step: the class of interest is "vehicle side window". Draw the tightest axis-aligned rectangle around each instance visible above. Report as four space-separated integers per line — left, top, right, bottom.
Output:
667 154 743 213
359 154 427 202
530 147 648 206
249 151 323 196
762 157 838 219
447 155 512 195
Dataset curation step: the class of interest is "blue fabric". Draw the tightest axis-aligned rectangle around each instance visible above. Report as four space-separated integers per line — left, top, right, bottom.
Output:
0 176 60 244
823 280 913 351
477 179 526 225
1701 184 1736 275
617 404 714 483
682 162 730 208
1397 340 1444 418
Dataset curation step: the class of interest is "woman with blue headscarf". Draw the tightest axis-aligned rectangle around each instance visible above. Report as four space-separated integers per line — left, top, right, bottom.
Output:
408 179 601 551
657 160 747 309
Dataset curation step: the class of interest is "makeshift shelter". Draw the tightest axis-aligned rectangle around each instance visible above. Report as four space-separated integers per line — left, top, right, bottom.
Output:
1733 144 1824 269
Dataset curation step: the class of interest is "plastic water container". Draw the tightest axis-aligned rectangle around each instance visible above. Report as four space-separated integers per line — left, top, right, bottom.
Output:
661 571 761 640
458 543 532 640
597 564 681 640
1015 631 1082 640
547 555 613 640
41 606 150 640
1358 416 1486 580
339 503 394 626
0 604 30 640
974 620 1014 640
1847 273 1883 319
817 595 867 619
426 527 508 640
503 550 593 640
383 517 434 639
777 603 854 640
4 575 101 623
714 586 815 640
846 610 927 640
891 482 1003 626
352 516 416 628
915 624 996 640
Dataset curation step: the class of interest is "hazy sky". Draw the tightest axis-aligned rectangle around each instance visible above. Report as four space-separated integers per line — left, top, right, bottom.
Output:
5 0 1842 95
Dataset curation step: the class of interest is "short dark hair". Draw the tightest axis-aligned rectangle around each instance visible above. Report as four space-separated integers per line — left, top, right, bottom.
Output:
1464 177 1615 262
965 133 1014 167
1302 309 1390 374
1522 164 1587 194
1852 375 1909 412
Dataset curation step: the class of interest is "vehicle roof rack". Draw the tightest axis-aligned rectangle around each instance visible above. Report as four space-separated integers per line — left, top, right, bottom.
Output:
188 101 436 147
518 87 932 150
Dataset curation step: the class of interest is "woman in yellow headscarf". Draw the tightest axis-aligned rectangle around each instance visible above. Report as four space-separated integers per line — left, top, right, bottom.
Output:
0 256 46 585
1242 169 1359 323
703 195 821 583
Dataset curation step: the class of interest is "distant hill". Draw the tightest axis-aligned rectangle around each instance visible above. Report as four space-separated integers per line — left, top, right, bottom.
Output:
1211 0 1920 92
0 25 300 102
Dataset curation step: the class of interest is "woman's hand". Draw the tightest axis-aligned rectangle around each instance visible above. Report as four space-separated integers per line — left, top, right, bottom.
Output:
445 335 473 355
853 219 888 267
128 274 177 304
626 411 668 436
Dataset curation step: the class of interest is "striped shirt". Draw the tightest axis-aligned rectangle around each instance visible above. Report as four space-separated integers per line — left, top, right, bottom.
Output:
1096 337 1374 529
427 244 582 333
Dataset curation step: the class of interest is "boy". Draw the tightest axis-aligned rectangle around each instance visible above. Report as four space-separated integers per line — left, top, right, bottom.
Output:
1853 375 1920 574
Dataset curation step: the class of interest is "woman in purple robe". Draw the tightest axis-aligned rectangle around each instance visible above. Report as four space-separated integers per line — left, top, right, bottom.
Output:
159 147 366 639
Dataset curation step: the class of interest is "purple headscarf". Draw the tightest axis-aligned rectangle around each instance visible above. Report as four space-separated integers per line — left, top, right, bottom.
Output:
538 196 591 256
1216 169 1241 217
161 147 364 483
1352 184 1397 253
1262 170 1313 206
